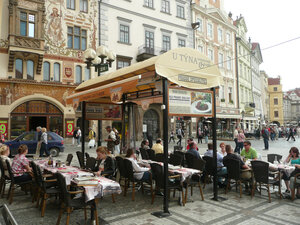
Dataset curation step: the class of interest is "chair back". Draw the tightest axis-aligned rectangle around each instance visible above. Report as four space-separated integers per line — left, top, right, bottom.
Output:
36 166 48 191
147 149 156 161
185 153 195 168
66 154 73 166
224 158 241 180
1 204 18 225
251 160 269 183
0 158 5 179
76 151 85 168
155 153 164 163
192 158 206 171
267 154 282 164
123 159 134 181
85 153 90 159
56 172 72 207
202 156 214 176
174 151 185 166
85 157 96 171
169 154 183 166
30 162 40 186
150 163 164 188
116 156 126 178
140 148 149 160
5 160 15 183
174 146 183 151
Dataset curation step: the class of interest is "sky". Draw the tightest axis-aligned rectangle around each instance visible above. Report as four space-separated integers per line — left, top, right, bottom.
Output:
224 0 300 91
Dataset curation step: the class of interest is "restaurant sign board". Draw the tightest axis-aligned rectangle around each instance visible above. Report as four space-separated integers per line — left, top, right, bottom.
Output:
85 103 122 120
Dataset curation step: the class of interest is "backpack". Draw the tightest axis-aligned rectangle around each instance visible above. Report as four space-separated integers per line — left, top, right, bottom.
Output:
114 132 120 145
93 130 96 138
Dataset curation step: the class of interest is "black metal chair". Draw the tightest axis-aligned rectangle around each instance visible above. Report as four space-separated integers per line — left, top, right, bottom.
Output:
147 149 156 161
251 160 282 203
1 204 18 225
66 154 73 166
174 146 183 151
85 157 97 171
155 153 164 163
267 154 282 164
185 153 195 168
56 173 98 225
202 156 214 188
76 151 85 168
140 148 149 160
174 151 185 166
291 172 300 201
169 154 183 166
116 156 127 193
0 159 10 198
85 153 90 159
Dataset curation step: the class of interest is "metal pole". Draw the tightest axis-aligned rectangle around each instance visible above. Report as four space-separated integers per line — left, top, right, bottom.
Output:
212 87 218 200
81 101 86 166
132 104 136 151
121 95 126 150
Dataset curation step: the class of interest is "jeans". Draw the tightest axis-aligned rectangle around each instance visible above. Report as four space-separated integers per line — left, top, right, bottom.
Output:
217 167 227 184
140 171 151 182
263 138 269 150
177 136 182 146
235 142 243 154
77 137 81 145
14 173 32 183
40 142 50 157
205 136 208 144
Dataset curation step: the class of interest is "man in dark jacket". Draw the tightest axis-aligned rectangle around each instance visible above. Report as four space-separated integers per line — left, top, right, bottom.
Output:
262 127 269 150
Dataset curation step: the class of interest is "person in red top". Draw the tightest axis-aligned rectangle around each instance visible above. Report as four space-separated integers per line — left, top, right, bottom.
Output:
186 138 199 151
11 144 32 183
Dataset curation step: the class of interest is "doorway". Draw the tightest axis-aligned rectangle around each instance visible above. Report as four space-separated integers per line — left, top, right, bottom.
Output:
29 116 47 131
143 109 160 142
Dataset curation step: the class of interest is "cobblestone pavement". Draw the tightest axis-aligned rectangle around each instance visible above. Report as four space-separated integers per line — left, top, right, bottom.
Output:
0 138 299 225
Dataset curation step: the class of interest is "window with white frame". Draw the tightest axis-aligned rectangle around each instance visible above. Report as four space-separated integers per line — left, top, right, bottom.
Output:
226 33 231 45
218 53 224 67
67 0 75 9
80 0 88 13
220 85 225 100
27 60 34 80
20 12 35 37
144 0 154 8
196 18 203 32
75 65 82 84
161 0 170 13
207 23 213 38
227 56 232 70
117 56 131 70
178 39 186 47
43 62 50 81
162 35 171 51
177 5 185 18
208 49 213 61
119 24 129 44
53 63 60 82
218 28 223 42
228 87 233 102
84 67 90 81
198 45 203 53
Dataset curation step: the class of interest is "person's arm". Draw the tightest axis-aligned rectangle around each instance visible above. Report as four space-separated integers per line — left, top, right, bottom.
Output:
252 150 258 160
130 159 149 172
22 158 32 172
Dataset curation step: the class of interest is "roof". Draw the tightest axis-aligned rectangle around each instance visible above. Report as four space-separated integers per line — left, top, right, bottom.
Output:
268 78 280 85
287 88 300 97
251 42 258 50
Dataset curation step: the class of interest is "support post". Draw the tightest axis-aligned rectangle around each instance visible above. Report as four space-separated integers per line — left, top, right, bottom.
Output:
212 87 218 200
81 101 86 166
132 104 136 151
121 95 126 150
97 120 102 147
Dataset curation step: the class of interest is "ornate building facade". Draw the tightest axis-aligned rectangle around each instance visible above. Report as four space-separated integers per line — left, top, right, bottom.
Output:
268 77 284 126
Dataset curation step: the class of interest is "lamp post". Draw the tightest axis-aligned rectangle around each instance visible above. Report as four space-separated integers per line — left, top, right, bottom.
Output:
241 110 245 131
84 46 115 147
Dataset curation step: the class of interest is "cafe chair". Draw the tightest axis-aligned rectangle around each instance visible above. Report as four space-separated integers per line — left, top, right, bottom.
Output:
115 156 127 193
85 153 90 159
65 154 73 166
0 159 11 198
85 157 97 171
174 151 185 166
169 154 183 166
291 173 300 201
185 153 195 168
155 153 164 163
251 160 282 203
56 173 99 225
147 149 156 161
140 148 149 160
267 154 283 164
150 163 185 206
76 151 85 169
5 160 32 204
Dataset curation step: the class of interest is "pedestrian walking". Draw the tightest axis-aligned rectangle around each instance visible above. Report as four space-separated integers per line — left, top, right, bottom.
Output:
176 127 184 146
233 127 239 152
72 128 78 146
88 127 96 148
169 131 175 143
235 130 245 154
35 126 42 156
262 126 269 150
76 127 82 147
105 126 116 154
197 127 203 144
113 128 121 155
203 126 209 144
40 128 50 157
287 126 296 141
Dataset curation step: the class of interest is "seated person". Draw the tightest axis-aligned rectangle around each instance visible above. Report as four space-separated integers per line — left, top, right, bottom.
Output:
186 138 199 151
141 139 150 150
125 148 151 182
152 139 163 154
282 147 300 193
95 146 115 178
11 144 32 183
0 144 11 177
187 142 201 159
240 141 257 160
223 145 251 180
219 142 226 156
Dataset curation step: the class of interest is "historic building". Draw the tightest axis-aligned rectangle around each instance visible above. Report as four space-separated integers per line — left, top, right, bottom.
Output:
283 94 292 125
260 70 269 124
0 0 98 139
191 0 240 138
268 77 284 126
285 88 300 126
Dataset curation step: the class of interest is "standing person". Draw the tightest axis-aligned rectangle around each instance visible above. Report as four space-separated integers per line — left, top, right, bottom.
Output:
297 126 300 138
76 127 82 147
72 127 78 146
287 126 296 141
113 128 120 155
104 126 116 154
262 126 270 150
233 127 239 152
203 126 209 144
176 127 184 146
40 128 50 157
169 131 175 143
235 130 245 154
88 127 96 149
197 127 203 144
275 126 279 140
35 126 42 156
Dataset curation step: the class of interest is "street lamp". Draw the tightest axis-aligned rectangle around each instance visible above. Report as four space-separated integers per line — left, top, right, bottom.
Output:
84 46 115 147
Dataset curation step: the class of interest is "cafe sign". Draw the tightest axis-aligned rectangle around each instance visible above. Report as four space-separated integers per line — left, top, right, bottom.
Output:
85 103 122 120
0 120 8 138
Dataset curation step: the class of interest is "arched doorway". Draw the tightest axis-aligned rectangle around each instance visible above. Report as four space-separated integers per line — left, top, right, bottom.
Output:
10 100 63 138
143 109 160 142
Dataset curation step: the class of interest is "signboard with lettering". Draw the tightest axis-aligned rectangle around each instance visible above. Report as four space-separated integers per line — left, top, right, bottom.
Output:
85 103 122 120
66 120 74 136
0 120 8 138
168 87 213 117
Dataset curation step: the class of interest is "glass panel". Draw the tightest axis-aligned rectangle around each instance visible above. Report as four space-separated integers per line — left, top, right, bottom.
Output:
20 21 27 36
28 14 35 22
74 36 80 49
28 23 35 37
67 35 73 48
81 30 87 37
75 66 82 83
71 0 75 9
15 59 23 79
27 60 34 80
81 37 86 50
43 62 50 81
84 67 90 81
67 27 73 34
74 27 80 35
54 63 60 81
20 12 27 20
10 116 26 139
49 116 63 136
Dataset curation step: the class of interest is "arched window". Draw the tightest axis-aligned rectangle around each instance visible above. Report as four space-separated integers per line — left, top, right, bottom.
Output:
75 65 82 84
27 60 34 80
43 62 50 81
84 67 90 81
15 59 23 79
54 63 60 82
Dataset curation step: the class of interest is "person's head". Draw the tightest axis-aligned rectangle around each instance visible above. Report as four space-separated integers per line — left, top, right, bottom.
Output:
42 127 47 133
106 126 112 132
290 147 299 158
156 138 162 144
207 143 213 150
0 144 10 156
219 142 225 149
243 141 251 151
89 127 92 131
36 126 42 132
125 148 135 158
238 130 243 134
96 146 108 159
18 144 28 155
187 137 193 145
225 145 233 154
141 140 149 147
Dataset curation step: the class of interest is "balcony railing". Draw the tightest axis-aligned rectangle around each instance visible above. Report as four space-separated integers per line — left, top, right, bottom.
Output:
137 44 167 62
8 35 44 51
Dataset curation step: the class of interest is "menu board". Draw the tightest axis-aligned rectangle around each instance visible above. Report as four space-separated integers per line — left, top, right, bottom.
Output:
0 120 8 138
85 103 122 120
66 120 74 136
168 88 213 117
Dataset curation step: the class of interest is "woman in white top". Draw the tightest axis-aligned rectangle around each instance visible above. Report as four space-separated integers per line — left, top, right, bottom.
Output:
40 127 50 157
0 144 11 176
95 146 114 178
219 142 227 156
125 148 151 181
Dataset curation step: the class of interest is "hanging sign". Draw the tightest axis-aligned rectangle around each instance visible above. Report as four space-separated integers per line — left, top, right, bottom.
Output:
66 120 74 136
168 87 213 117
85 103 122 120
0 120 8 138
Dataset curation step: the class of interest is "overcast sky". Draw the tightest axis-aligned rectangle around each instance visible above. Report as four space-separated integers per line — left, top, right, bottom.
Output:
224 0 300 91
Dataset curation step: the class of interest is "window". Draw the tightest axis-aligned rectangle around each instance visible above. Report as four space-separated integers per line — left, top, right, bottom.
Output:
15 59 23 79
145 30 154 54
84 67 90 81
117 57 131 70
208 49 213 61
218 28 223 42
178 39 186 48
207 23 213 38
161 0 170 13
226 33 231 45
119 24 129 44
220 85 225 99
162 35 171 51
196 18 203 32
80 0 88 12
228 87 233 102
227 56 232 70
67 26 87 50
274 87 278 91
274 111 279 118
274 98 278 105
67 0 75 9
53 63 60 82
144 0 154 8
27 60 34 80
75 65 82 84
198 45 203 53
177 5 185 18
218 53 224 67
43 62 50 81
20 12 35 37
